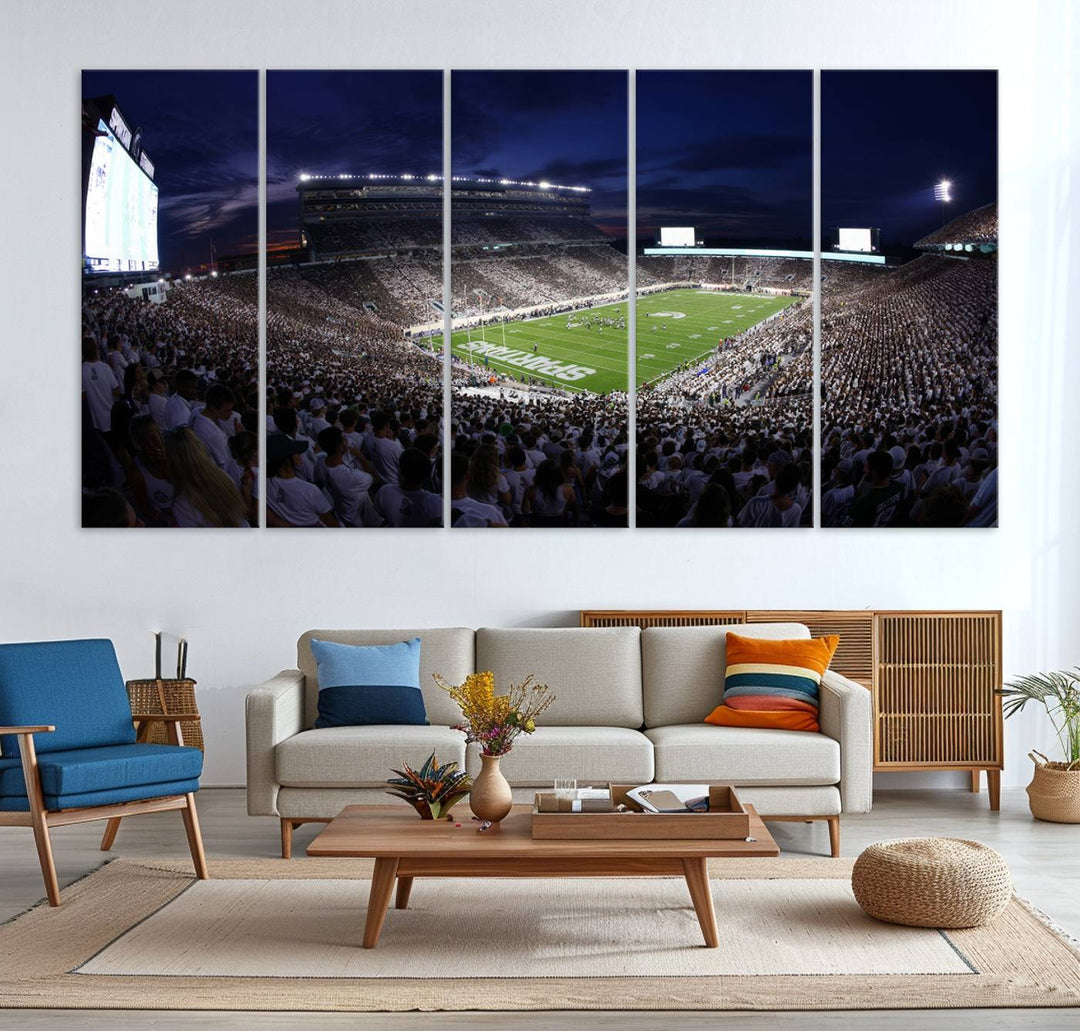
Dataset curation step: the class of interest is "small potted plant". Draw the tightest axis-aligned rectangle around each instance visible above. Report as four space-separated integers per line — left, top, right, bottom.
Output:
385 752 472 820
1000 668 1080 823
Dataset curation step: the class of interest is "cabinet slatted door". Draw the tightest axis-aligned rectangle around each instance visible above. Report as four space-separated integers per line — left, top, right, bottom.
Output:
874 612 1002 769
745 610 874 689
579 611 745 629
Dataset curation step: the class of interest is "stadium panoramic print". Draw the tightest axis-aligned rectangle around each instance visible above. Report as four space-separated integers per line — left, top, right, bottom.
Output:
79 68 997 530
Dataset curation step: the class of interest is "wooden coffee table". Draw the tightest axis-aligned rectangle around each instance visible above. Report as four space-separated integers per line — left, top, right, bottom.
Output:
307 803 779 949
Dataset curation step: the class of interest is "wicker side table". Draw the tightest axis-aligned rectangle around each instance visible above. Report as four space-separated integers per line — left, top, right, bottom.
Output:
852 837 1012 928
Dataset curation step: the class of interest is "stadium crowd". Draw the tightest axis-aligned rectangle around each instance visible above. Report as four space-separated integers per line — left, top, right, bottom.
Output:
81 276 259 528
819 248 998 528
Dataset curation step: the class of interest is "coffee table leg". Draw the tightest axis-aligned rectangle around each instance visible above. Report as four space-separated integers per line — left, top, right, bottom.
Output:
395 876 414 910
363 857 399 948
683 857 719 948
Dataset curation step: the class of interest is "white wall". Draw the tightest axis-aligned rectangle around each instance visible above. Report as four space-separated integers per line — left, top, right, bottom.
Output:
1 0 1076 788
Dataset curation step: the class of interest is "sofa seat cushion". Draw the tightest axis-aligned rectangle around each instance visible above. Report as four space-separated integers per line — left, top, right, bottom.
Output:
0 743 202 800
467 727 654 787
645 724 840 785
276 725 467 789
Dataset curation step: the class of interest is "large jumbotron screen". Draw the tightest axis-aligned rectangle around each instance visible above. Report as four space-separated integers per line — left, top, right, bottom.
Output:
837 227 874 253
659 226 696 247
84 119 159 273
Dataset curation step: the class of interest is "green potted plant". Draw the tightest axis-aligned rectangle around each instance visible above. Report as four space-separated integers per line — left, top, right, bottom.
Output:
1000 669 1080 823
385 752 472 820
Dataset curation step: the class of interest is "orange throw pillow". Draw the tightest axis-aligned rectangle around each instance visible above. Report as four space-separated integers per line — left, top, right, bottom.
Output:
704 633 839 733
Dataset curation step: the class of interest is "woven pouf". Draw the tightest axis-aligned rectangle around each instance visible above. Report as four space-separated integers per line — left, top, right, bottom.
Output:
852 837 1013 928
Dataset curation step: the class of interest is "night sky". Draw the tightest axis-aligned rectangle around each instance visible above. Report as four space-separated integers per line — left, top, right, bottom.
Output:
637 71 812 250
822 70 998 253
266 71 443 249
82 71 258 273
452 71 628 238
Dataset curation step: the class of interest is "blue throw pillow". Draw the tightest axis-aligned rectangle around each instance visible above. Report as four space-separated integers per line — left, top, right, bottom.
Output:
311 638 428 728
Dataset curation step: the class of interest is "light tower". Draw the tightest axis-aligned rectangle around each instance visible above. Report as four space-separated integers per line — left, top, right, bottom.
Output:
934 179 952 227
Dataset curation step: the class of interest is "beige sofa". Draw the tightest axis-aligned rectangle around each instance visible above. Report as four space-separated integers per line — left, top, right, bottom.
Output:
246 624 872 857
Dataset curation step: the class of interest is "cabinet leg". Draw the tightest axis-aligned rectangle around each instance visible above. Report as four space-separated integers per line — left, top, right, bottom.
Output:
970 769 981 793
987 769 1001 811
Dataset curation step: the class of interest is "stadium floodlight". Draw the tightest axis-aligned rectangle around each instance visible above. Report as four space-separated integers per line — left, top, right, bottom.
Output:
211 270 219 278
934 179 952 203
299 173 311 182
184 273 192 281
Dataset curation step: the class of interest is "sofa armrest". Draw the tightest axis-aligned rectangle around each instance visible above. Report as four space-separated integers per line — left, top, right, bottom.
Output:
819 669 873 813
245 669 304 816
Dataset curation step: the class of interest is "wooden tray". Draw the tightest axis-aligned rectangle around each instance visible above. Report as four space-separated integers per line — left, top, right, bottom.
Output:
531 784 751 840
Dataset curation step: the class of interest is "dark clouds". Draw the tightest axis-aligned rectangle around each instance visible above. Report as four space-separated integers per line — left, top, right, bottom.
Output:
637 71 812 249
452 71 628 237
266 70 443 247
82 71 258 271
821 71 997 252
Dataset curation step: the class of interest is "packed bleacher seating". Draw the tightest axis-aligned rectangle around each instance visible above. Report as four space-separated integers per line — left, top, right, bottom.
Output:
81 275 260 527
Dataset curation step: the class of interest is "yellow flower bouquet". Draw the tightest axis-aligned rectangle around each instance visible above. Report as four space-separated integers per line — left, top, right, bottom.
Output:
434 670 555 756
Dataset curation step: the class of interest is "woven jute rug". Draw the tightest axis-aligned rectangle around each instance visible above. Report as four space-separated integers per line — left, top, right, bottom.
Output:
2 857 1078 1011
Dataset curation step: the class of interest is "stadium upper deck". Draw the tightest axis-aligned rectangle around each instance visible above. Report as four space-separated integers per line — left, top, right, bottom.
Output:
297 174 599 260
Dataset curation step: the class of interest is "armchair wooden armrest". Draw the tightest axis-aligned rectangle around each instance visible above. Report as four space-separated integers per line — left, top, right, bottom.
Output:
0 725 55 735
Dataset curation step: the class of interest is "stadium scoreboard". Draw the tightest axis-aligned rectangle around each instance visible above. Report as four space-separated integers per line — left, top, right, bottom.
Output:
834 227 880 254
658 226 698 247
82 95 159 275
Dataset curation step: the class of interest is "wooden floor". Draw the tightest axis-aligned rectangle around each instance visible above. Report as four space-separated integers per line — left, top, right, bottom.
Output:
1 787 1077 1029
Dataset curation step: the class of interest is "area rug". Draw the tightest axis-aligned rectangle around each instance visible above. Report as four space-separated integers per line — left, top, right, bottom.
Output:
1 857 1078 1011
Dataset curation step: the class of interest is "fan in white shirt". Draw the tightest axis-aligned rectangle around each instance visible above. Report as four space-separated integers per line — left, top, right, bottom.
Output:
191 384 235 468
81 338 121 433
266 434 338 528
376 448 443 527
316 427 382 527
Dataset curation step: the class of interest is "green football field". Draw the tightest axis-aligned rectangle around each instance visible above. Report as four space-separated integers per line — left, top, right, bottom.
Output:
433 288 800 395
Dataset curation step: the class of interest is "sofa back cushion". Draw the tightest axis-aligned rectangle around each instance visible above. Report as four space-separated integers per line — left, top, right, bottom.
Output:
0 639 136 756
641 623 811 728
298 629 474 728
475 627 642 728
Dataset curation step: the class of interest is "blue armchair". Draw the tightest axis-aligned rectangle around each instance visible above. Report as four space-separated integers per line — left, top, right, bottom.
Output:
0 639 208 906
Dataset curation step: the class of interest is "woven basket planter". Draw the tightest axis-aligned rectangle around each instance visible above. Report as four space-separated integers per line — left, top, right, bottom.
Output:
125 678 203 751
852 837 1012 928
1027 751 1080 823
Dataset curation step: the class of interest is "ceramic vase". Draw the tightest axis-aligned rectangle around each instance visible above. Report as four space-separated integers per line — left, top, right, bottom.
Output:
469 752 513 823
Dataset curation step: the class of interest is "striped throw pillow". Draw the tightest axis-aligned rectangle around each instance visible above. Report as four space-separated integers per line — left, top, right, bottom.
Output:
704 633 839 733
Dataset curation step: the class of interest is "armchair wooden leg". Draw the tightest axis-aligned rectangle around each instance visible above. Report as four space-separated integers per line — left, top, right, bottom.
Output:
16 731 61 906
827 816 841 858
100 817 122 851
181 793 209 880
281 818 294 860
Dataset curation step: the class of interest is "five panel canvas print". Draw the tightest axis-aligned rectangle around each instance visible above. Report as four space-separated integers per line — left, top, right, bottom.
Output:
79 69 997 529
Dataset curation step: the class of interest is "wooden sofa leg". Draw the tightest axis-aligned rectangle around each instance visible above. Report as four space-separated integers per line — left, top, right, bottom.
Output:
181 793 209 879
100 817 122 851
827 816 840 858
281 818 294 860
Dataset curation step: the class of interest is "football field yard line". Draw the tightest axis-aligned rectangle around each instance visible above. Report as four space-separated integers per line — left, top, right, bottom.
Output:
435 289 800 396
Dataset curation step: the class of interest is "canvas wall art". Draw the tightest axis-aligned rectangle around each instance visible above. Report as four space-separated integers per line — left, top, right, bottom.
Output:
81 71 259 528
819 70 998 528
635 70 813 528
447 70 629 528
265 70 444 528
